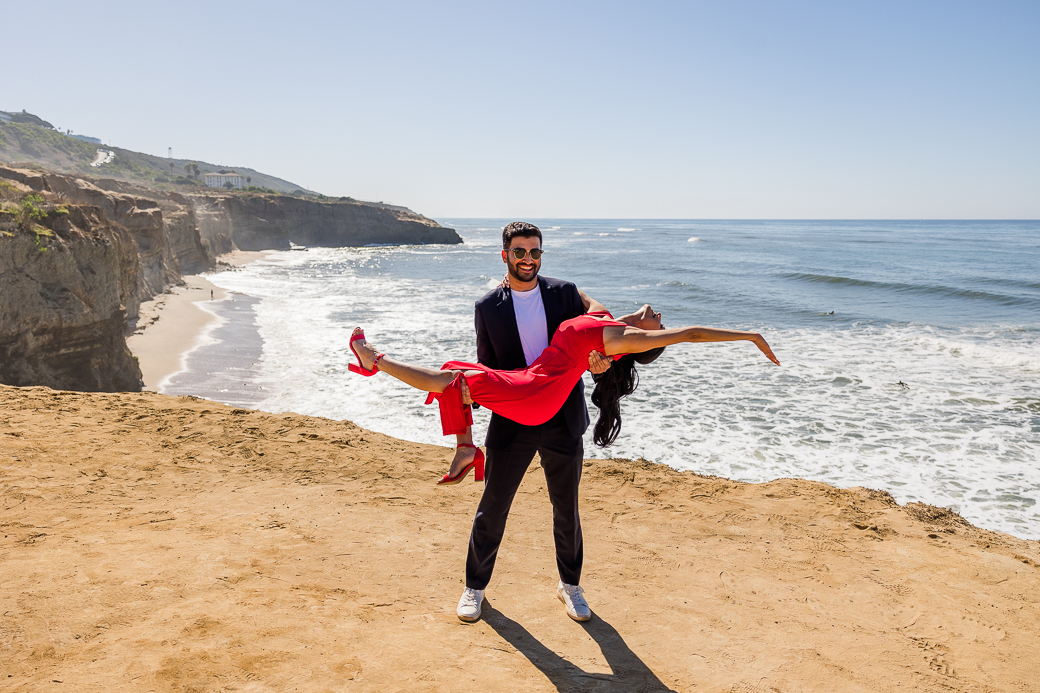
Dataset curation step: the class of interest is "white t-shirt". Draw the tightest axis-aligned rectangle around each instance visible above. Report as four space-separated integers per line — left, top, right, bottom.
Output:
511 286 548 366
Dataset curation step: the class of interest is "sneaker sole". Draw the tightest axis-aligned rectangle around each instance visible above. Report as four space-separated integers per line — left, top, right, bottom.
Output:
457 611 481 623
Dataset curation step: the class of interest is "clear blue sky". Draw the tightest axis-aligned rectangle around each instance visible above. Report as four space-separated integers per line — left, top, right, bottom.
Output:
4 1 1038 218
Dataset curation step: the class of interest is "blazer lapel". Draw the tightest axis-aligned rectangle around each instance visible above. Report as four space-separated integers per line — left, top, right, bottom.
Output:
538 276 563 340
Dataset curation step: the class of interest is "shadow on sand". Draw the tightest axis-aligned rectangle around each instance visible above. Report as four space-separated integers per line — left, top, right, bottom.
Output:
481 604 678 692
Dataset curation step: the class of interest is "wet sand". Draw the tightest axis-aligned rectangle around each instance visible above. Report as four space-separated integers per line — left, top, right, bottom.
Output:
2 384 1038 691
126 250 270 392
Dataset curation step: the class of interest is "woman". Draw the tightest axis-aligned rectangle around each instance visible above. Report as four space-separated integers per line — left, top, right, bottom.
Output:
348 291 780 484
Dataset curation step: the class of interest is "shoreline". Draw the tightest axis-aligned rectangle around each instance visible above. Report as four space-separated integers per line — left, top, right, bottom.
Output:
126 250 271 391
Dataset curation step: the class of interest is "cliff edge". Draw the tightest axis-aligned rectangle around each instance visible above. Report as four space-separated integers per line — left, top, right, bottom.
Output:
0 164 461 392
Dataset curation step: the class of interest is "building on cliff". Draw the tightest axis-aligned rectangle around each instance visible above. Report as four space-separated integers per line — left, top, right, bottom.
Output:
70 133 103 144
203 171 244 189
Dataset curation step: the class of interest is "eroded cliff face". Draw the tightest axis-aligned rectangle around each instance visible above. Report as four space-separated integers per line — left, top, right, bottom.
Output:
190 195 235 256
0 204 143 392
0 169 215 302
0 165 459 393
192 194 462 250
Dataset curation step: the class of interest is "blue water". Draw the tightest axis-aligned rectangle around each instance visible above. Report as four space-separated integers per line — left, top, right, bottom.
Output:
167 219 1040 539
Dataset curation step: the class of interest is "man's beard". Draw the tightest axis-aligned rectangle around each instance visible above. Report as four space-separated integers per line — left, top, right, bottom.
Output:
508 259 538 283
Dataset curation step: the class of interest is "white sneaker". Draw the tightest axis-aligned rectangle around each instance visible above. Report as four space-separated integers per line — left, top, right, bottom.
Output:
457 587 485 623
557 580 592 622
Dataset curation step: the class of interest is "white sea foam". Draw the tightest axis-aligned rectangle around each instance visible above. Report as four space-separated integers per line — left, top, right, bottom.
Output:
617 227 641 232
688 237 701 242
198 222 1040 540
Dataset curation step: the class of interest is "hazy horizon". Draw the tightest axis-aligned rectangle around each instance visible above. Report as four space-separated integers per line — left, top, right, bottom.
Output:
4 1 1038 219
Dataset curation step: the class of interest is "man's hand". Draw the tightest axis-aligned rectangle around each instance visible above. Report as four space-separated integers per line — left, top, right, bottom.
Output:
460 377 473 405
588 351 612 375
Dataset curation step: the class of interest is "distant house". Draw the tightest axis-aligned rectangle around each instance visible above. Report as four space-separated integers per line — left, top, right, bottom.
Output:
0 112 12 124
70 134 102 144
203 171 244 189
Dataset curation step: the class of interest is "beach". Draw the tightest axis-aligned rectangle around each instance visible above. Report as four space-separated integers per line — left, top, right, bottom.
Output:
2 383 1038 691
126 251 271 391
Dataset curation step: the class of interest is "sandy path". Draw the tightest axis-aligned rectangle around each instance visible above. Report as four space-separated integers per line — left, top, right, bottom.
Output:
1 385 1038 691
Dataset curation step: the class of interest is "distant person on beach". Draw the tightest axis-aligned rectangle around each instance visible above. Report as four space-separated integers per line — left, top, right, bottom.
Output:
348 222 780 624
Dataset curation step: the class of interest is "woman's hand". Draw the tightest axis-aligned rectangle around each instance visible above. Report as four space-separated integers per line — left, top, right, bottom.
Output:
752 334 781 366
588 351 612 375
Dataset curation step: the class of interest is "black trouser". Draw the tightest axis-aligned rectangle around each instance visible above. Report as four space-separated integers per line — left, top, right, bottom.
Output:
465 415 584 590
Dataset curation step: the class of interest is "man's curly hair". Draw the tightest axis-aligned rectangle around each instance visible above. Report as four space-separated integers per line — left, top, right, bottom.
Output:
502 222 542 249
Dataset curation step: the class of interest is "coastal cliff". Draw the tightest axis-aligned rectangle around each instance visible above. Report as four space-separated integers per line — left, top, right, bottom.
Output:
0 203 143 391
0 167 211 308
191 193 462 250
0 164 460 392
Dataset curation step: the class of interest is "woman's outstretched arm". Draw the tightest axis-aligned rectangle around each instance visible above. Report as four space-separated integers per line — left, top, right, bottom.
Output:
602 324 780 365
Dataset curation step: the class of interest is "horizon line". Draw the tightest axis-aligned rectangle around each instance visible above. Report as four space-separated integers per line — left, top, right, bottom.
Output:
434 216 1040 222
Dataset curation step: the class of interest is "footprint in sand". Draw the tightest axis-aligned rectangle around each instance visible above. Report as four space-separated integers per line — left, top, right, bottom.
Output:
865 573 914 595
955 616 1006 644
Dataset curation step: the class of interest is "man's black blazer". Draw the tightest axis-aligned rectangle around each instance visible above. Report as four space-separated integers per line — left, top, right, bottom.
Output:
475 275 590 447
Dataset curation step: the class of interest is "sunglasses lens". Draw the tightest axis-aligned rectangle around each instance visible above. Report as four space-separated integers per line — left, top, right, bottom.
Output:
510 248 543 260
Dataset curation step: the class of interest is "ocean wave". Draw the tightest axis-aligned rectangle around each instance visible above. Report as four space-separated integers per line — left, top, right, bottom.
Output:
687 237 701 243
782 273 1040 307
918 336 1040 372
972 277 1040 292
617 227 641 232
659 280 703 292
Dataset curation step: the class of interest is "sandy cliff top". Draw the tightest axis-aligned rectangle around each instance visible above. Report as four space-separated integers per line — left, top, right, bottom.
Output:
1 385 1037 691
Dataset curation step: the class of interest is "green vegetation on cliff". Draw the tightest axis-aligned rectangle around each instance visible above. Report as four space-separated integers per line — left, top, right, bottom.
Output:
0 117 307 195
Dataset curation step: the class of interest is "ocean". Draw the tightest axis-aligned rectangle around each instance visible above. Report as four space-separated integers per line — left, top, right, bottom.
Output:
163 220 1040 539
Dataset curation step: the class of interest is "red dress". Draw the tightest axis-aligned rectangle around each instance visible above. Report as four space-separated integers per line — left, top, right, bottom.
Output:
426 311 626 435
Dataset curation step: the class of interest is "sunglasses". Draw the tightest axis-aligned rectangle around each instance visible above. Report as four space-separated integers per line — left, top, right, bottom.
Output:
508 248 544 260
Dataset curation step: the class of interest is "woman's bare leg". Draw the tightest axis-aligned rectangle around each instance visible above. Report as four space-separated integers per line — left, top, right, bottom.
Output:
351 327 459 392
353 329 483 476
448 428 477 477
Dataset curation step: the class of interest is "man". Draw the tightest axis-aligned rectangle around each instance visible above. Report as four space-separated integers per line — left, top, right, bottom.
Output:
455 222 612 624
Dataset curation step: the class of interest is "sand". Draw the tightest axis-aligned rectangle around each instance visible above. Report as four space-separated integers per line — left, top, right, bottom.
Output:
126 251 270 391
2 384 1038 692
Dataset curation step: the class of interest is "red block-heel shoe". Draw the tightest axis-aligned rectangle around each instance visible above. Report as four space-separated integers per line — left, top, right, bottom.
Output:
348 329 384 376
437 444 485 485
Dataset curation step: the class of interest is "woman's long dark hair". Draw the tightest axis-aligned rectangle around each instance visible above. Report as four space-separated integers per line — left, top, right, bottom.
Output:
591 346 667 447
591 354 640 447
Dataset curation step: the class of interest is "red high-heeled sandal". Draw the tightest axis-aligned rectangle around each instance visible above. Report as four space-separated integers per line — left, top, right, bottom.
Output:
348 329 384 376
437 444 485 485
